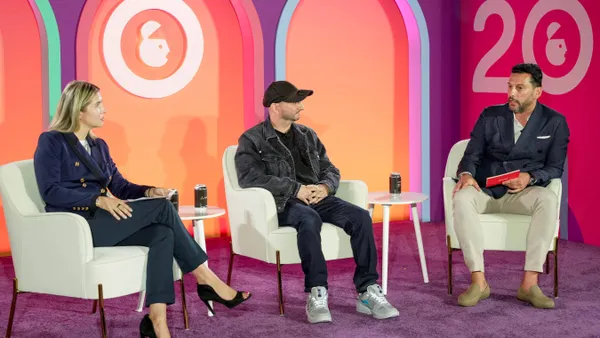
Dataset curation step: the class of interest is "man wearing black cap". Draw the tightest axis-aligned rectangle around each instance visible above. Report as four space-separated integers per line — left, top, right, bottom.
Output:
234 81 399 323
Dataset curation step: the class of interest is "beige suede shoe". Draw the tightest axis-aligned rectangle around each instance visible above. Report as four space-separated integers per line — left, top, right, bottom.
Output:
457 283 490 307
517 285 555 309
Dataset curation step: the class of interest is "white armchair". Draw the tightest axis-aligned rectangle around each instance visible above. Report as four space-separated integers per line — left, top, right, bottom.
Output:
0 160 187 338
443 140 560 296
222 145 368 315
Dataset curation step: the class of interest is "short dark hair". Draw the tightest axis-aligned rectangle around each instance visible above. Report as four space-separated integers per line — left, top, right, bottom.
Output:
511 63 542 87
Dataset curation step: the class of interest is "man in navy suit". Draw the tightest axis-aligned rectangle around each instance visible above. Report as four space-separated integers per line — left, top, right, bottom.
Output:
453 63 569 309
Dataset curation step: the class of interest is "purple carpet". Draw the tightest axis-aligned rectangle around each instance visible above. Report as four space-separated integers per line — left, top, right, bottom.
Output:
1 221 600 337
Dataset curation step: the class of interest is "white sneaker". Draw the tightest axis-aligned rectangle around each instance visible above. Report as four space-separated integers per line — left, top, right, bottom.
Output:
306 286 332 324
357 284 399 319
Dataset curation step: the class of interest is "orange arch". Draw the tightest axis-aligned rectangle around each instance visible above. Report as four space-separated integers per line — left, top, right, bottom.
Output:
0 1 47 252
286 0 410 221
76 0 246 237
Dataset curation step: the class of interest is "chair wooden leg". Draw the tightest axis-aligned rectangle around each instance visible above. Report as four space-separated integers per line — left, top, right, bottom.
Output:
5 278 19 338
92 300 98 314
227 241 235 286
447 235 453 295
180 275 189 330
98 284 107 338
276 250 284 316
545 252 550 274
554 237 559 298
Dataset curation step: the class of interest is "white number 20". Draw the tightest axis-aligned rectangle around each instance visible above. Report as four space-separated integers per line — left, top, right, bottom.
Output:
472 0 593 95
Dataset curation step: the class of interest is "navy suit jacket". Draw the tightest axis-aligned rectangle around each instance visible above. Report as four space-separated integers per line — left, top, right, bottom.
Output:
33 130 152 218
457 102 570 199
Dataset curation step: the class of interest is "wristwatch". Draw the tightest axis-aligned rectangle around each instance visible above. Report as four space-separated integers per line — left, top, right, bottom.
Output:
528 175 537 186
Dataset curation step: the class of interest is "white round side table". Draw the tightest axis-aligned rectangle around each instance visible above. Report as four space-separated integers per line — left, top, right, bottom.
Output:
368 192 429 294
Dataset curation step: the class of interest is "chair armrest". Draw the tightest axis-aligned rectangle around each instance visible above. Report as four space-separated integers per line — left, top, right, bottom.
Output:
442 177 457 236
12 212 94 292
225 187 279 261
546 178 562 236
225 187 279 236
19 212 94 265
335 180 368 209
546 178 562 198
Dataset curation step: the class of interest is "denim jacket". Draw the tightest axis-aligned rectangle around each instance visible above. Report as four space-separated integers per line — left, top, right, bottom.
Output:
234 118 341 212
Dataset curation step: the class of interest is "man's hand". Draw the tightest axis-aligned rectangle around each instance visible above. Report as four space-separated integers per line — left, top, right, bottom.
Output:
308 184 329 204
147 187 171 197
97 196 132 220
453 173 481 196
296 185 316 204
503 172 531 193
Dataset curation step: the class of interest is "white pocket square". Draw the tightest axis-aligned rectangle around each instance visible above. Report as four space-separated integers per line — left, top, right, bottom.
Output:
536 135 551 139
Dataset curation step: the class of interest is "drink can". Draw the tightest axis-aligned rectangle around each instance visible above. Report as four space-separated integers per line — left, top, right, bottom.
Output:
194 184 207 208
389 172 401 195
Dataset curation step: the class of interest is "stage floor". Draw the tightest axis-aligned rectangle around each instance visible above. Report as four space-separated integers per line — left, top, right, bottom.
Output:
1 221 599 337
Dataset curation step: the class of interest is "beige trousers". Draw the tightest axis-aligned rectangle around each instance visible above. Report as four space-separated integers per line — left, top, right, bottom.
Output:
453 186 558 273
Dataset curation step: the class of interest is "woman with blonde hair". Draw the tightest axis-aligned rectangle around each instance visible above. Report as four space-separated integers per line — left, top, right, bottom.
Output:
34 80 251 337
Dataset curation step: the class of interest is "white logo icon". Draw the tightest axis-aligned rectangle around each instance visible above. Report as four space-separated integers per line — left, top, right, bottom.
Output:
102 0 204 98
473 0 593 95
139 20 170 68
545 22 566 66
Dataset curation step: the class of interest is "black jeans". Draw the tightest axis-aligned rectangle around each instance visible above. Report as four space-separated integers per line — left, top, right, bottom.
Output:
88 198 208 306
277 196 379 293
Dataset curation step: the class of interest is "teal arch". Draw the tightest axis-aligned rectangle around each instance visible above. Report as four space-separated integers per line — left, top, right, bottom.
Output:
34 0 61 121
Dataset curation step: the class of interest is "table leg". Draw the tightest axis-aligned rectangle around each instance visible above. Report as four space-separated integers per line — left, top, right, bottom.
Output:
136 291 145 312
368 203 374 218
382 205 390 295
411 203 429 283
194 219 213 317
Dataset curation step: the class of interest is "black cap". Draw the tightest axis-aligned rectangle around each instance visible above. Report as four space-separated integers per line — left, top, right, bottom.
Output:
262 81 313 107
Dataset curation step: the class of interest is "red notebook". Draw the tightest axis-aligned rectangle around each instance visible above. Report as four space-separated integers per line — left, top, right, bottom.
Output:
485 170 520 188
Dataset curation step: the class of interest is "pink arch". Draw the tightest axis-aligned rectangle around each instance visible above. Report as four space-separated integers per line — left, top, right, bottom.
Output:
230 0 264 129
395 0 422 198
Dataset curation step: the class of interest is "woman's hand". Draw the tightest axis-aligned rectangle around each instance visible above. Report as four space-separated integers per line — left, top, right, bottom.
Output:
97 196 132 220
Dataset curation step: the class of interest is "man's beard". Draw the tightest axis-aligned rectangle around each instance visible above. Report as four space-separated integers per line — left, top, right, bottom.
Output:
284 111 300 121
509 99 531 113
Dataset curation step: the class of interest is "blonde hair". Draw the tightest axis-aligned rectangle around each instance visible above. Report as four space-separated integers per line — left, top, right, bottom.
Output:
49 80 100 137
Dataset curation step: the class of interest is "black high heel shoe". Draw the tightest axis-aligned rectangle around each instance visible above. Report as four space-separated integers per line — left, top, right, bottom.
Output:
197 284 252 315
139 314 157 338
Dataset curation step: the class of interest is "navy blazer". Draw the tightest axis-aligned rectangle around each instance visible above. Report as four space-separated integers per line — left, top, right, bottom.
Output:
33 130 152 218
457 102 570 199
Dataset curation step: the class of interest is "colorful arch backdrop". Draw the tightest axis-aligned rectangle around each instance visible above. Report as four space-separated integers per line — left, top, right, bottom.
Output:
280 0 411 221
0 0 433 253
5 0 600 251
75 0 250 237
0 0 55 253
276 0 430 222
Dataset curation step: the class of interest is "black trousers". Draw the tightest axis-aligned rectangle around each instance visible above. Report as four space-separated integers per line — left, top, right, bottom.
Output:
277 196 379 293
87 198 207 306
